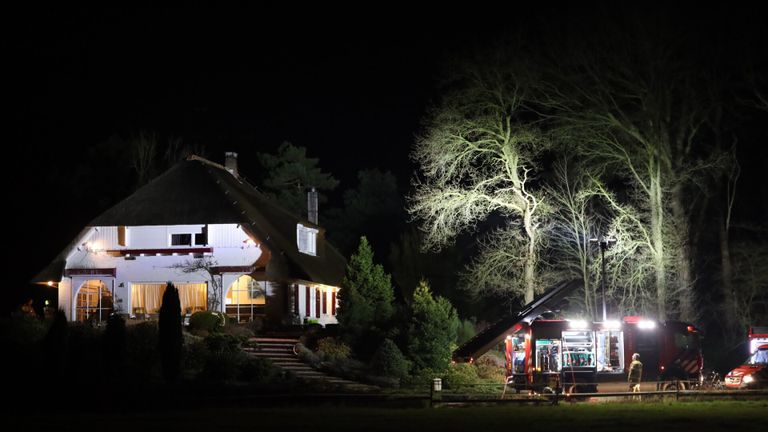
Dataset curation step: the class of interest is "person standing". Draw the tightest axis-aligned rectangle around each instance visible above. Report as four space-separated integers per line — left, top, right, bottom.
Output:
628 353 643 392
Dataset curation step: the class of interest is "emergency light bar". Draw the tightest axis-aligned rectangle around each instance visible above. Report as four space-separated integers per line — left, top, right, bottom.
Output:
638 320 656 330
602 320 621 330
568 320 589 329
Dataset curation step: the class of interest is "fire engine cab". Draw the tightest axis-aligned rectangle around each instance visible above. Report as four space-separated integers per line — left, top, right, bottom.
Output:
454 280 704 393
725 326 768 389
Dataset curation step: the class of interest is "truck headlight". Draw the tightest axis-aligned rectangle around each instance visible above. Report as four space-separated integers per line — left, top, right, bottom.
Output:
743 375 754 384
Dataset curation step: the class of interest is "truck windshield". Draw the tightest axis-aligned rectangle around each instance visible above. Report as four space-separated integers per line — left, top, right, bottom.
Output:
747 348 768 365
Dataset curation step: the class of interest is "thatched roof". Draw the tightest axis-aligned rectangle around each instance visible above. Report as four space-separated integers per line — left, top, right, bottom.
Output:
34 156 346 286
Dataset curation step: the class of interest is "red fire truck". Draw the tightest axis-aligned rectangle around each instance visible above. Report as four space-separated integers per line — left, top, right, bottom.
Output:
454 280 704 393
499 316 703 393
724 326 768 389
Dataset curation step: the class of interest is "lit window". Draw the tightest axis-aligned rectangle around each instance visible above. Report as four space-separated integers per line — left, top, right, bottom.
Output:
170 226 207 247
297 224 318 256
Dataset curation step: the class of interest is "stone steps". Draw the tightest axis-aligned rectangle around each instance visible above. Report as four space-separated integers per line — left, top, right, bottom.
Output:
245 337 378 392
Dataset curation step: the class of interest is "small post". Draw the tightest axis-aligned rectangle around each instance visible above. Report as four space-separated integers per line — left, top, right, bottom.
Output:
431 378 442 406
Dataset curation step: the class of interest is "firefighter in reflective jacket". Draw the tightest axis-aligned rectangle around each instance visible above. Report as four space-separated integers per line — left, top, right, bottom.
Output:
628 353 643 392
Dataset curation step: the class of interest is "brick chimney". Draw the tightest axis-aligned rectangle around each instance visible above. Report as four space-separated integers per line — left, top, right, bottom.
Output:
307 187 318 224
225 152 238 177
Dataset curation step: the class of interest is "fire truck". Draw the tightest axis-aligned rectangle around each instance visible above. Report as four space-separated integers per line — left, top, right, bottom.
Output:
724 326 768 389
454 280 704 393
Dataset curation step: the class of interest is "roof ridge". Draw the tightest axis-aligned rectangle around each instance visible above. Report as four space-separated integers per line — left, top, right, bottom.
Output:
186 154 231 173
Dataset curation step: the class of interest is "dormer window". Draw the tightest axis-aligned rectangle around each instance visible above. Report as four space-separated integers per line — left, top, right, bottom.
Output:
171 233 192 246
169 225 207 247
297 224 318 256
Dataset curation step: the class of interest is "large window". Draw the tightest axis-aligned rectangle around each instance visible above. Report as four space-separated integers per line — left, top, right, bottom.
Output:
170 226 207 247
296 224 318 256
75 280 113 323
131 283 207 315
225 275 266 322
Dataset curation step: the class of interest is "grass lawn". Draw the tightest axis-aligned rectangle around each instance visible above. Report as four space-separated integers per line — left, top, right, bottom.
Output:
8 400 767 432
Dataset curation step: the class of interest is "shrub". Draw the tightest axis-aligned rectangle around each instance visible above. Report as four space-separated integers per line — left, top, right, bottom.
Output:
295 343 321 368
404 367 440 387
248 317 264 335
317 337 351 361
371 338 409 380
188 311 226 334
222 323 255 342
299 324 324 350
183 334 209 372
103 314 126 379
443 362 479 388
1 315 48 346
476 353 505 381
238 357 278 383
198 333 246 382
125 321 158 379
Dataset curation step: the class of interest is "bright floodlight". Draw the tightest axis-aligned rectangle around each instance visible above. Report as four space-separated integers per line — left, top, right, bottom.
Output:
568 320 588 329
638 320 656 330
602 320 621 330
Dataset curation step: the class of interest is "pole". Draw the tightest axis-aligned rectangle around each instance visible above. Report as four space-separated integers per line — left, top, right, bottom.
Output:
600 240 607 322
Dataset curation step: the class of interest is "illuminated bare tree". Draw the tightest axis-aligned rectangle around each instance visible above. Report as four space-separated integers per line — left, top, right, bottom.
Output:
409 65 547 304
531 26 721 321
171 257 223 311
544 159 603 318
130 130 158 187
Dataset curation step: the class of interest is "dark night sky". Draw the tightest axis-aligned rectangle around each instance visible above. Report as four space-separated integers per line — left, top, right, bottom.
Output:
6 5 768 314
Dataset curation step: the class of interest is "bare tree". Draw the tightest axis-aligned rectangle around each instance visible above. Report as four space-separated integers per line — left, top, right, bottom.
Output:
545 159 604 318
409 64 548 304
130 131 158 187
171 257 223 311
530 26 722 321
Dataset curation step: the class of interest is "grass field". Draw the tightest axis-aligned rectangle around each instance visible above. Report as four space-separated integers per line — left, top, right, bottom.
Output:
8 400 767 432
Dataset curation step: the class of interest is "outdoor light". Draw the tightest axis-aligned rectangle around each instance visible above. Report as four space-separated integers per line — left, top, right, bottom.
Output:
568 319 589 329
602 320 621 330
743 375 754 384
47 281 54 286
638 320 656 330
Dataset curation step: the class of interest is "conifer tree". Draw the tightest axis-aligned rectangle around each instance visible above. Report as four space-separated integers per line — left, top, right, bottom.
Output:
337 237 395 355
406 280 459 372
159 282 182 382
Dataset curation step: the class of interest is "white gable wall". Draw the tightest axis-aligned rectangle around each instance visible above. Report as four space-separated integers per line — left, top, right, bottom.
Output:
59 223 261 320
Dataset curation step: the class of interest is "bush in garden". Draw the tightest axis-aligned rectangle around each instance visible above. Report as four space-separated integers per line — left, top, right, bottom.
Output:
103 313 126 379
222 323 255 342
125 321 158 379
188 311 226 334
238 357 278 383
183 334 209 373
199 333 247 382
404 367 440 387
317 337 351 361
295 343 321 368
475 353 505 381
371 338 409 380
443 362 479 388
